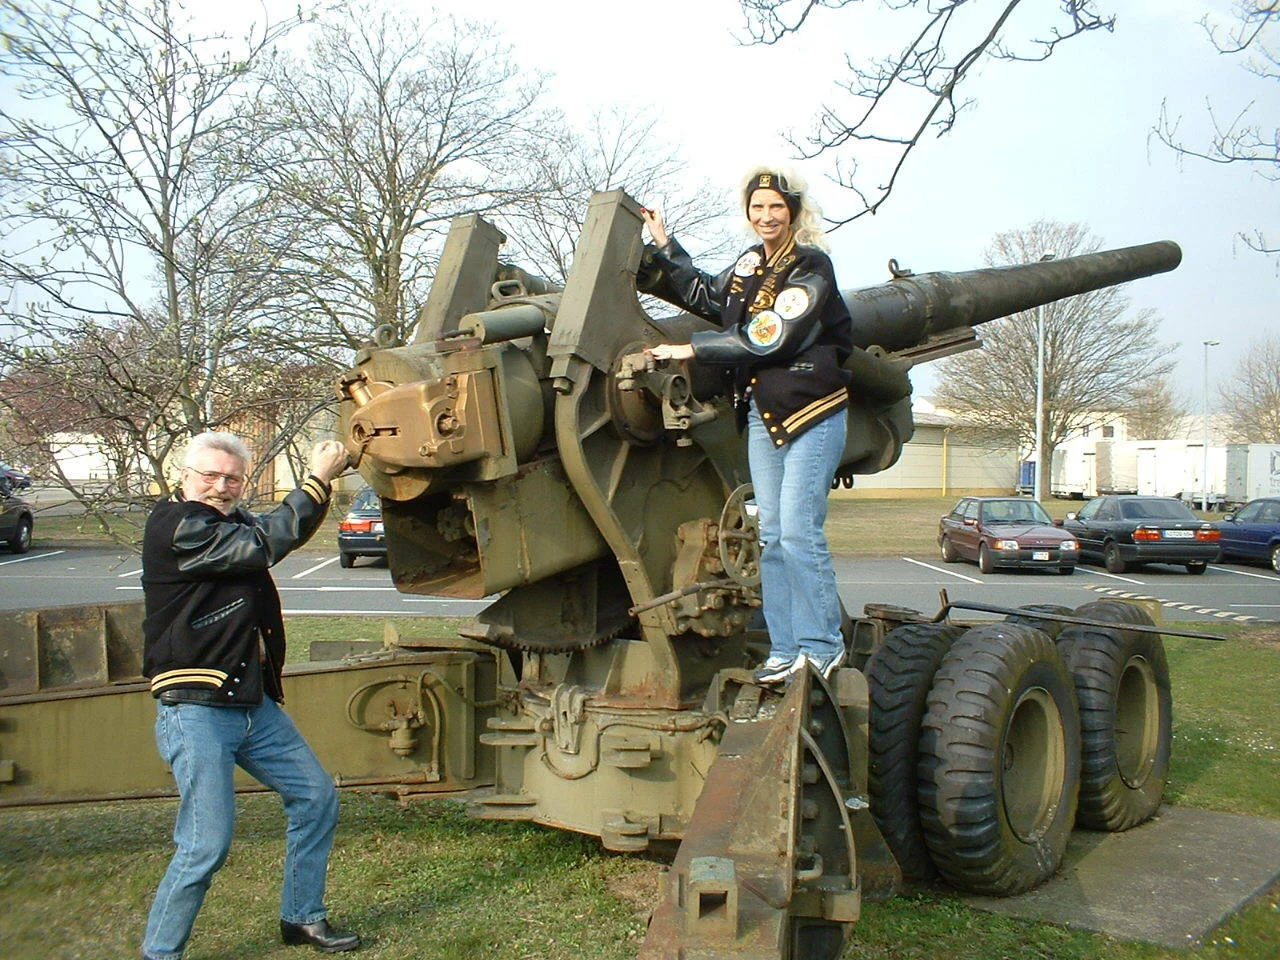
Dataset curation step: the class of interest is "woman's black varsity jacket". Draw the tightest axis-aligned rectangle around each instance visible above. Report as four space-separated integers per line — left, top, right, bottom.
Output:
141 476 331 706
639 234 854 446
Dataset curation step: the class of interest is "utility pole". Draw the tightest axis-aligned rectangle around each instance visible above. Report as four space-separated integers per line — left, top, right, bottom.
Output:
1201 339 1220 511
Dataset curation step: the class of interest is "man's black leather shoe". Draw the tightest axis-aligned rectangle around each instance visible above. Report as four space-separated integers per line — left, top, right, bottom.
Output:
280 919 361 953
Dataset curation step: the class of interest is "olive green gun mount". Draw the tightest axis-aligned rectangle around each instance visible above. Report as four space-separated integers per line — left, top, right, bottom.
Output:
334 191 1181 959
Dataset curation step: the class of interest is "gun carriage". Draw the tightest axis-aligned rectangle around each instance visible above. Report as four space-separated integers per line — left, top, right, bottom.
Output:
0 191 1188 960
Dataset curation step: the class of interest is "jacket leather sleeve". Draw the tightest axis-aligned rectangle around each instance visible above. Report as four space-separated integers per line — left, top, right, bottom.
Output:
636 238 735 324
690 267 833 364
172 478 331 577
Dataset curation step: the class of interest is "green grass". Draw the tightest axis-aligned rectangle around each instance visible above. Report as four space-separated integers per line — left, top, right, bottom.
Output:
281 616 472 663
1 620 1275 959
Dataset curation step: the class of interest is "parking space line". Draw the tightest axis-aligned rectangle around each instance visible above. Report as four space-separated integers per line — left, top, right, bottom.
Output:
1075 567 1145 585
1086 586 1267 623
292 556 340 579
901 557 982 583
282 608 442 616
117 567 143 578
0 549 65 566
1210 565 1280 581
118 584 402 593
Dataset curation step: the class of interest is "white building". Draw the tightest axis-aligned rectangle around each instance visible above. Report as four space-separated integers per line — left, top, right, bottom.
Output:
832 401 1020 500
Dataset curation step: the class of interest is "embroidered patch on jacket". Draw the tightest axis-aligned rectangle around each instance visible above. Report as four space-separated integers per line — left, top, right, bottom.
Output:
746 310 782 347
734 251 762 277
775 285 810 319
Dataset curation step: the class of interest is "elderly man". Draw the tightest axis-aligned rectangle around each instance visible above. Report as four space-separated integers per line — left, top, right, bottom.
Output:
140 431 360 959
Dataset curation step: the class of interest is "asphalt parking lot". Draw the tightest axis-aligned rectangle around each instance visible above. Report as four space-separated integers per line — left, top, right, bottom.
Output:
1 545 1276 623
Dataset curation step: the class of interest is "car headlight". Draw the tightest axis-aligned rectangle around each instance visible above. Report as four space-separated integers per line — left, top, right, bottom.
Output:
1061 540 1078 550
994 539 1021 550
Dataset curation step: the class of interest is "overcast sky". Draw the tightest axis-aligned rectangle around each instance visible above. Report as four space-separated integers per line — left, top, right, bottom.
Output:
380 0 1276 409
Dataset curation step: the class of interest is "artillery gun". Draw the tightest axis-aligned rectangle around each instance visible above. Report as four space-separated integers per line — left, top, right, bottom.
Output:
0 191 1191 959
334 192 1182 957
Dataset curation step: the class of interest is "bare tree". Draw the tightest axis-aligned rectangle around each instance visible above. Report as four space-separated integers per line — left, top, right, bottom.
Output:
1218 333 1280 442
1154 2 1278 255
249 2 551 347
0 0 316 533
737 0 1115 226
1123 376 1188 441
932 221 1175 499
496 107 737 284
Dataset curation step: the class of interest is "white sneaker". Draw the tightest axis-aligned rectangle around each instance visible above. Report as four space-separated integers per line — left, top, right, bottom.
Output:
806 648 846 681
753 655 802 685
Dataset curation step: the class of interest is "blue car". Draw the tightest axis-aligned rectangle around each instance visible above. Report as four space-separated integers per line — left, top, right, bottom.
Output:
1218 497 1280 573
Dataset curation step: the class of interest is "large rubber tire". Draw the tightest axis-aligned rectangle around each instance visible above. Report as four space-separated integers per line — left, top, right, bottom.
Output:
1059 601 1172 831
866 621 964 880
978 543 995 574
8 517 31 554
940 536 959 563
918 622 1081 896
1103 541 1127 574
1004 603 1074 641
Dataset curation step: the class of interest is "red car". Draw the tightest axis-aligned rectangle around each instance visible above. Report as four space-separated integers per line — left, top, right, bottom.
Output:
938 496 1078 575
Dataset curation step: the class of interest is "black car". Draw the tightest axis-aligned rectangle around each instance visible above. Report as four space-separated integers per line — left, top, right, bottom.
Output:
938 496 1079 574
1060 495 1220 574
1 462 31 490
338 486 386 568
1218 497 1280 573
0 473 33 554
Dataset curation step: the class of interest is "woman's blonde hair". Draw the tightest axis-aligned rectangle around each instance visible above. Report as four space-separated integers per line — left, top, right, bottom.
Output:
738 165 828 251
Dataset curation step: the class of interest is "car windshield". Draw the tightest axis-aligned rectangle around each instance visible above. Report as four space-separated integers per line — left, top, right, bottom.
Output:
351 487 380 511
1120 499 1196 521
981 501 1052 524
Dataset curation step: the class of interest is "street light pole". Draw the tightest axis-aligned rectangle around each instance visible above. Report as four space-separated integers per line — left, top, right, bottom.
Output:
1202 339 1220 511
1034 310 1045 500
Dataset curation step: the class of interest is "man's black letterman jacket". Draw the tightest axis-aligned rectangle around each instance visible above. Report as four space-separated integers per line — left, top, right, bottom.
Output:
639 233 854 446
141 476 332 706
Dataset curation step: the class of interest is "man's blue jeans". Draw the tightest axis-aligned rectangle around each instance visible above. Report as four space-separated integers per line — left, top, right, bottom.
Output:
142 698 338 960
747 400 847 662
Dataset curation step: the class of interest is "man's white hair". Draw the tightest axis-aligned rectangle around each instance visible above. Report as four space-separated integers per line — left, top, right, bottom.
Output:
183 431 250 467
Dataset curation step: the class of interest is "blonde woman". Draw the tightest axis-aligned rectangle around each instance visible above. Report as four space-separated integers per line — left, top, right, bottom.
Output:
640 168 852 684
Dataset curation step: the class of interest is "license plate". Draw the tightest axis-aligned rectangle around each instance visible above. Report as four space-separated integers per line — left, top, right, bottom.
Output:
372 522 384 534
1032 551 1050 560
1163 529 1193 539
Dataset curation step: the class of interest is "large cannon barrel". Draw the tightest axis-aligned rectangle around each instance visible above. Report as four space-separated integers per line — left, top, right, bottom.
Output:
843 240 1182 352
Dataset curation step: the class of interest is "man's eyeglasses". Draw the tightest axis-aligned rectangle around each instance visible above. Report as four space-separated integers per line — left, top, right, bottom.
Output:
184 467 246 489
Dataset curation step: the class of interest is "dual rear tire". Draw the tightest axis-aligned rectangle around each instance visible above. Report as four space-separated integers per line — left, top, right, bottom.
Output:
866 600 1172 896
917 623 1080 895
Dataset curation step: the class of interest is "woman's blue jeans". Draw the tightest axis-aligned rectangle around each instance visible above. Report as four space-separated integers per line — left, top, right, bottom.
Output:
142 698 338 960
747 400 847 663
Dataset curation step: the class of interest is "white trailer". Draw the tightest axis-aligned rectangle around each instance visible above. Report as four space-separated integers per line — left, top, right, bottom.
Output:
1225 443 1280 506
1051 445 1091 499
1094 440 1138 495
1135 441 1227 504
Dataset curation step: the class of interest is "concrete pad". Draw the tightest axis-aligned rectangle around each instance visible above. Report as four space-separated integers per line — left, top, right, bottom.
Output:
963 806 1280 949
